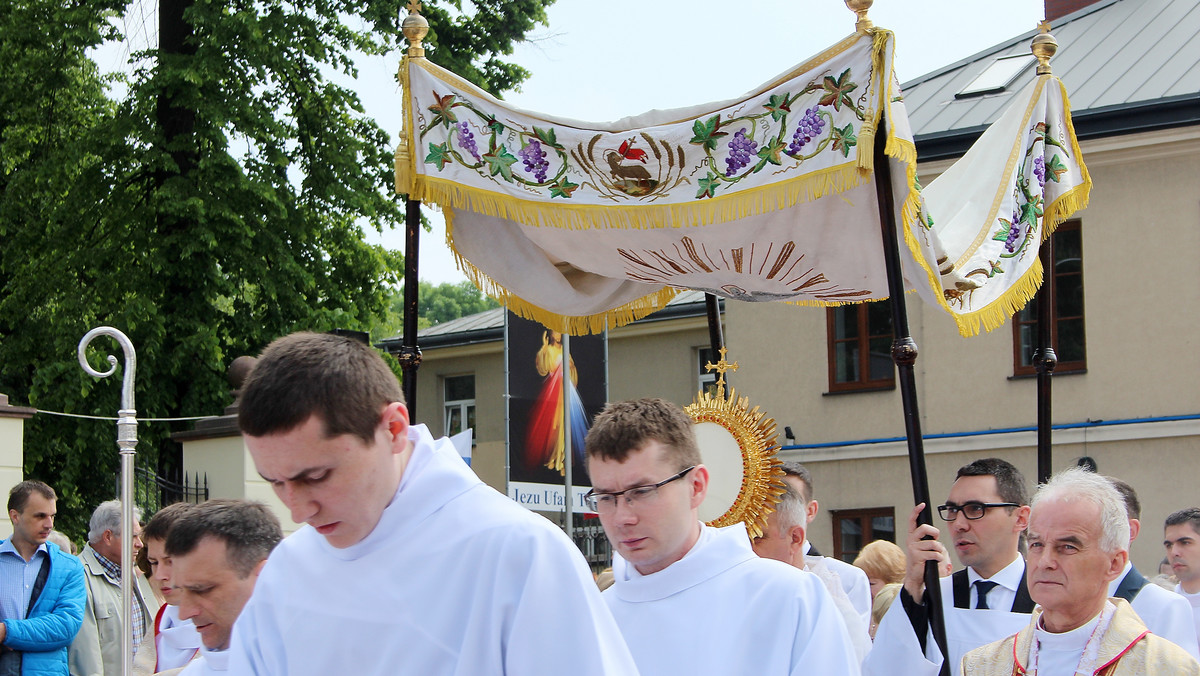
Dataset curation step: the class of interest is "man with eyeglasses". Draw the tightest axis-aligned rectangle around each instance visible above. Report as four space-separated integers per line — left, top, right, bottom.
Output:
864 458 1033 676
585 398 859 675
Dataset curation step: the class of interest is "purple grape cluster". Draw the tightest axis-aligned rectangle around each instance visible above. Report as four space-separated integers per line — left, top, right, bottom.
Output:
1033 156 1046 187
518 139 549 182
724 129 758 177
787 106 825 154
1004 209 1022 252
456 121 480 161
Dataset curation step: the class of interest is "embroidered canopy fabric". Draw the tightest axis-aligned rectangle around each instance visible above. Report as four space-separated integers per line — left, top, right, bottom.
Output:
395 29 1090 336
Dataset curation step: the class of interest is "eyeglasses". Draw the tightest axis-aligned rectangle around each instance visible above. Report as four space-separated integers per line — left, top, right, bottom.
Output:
937 501 1019 521
584 466 696 513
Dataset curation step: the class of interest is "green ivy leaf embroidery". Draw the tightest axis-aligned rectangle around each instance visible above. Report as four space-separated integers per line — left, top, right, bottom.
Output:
831 122 857 157
992 220 1012 242
689 115 727 150
989 260 1004 277
487 117 505 136
764 93 791 122
427 92 458 128
549 179 579 199
482 146 518 181
1017 197 1043 226
425 142 452 170
696 172 721 199
533 126 563 150
819 68 857 111
1045 154 1068 183
757 137 788 166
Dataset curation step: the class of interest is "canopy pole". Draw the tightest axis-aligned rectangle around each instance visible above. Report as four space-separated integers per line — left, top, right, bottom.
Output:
562 333 574 541
1031 26 1060 486
704 294 725 383
77 327 138 676
1035 240 1057 484
873 118 949 674
400 198 423 415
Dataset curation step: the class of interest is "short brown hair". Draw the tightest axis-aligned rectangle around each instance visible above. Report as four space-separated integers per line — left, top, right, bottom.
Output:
165 500 282 578
142 502 196 543
780 462 814 504
585 398 700 469
239 332 403 443
8 480 55 514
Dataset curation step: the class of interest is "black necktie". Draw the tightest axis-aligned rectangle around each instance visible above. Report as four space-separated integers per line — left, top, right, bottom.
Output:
974 580 999 609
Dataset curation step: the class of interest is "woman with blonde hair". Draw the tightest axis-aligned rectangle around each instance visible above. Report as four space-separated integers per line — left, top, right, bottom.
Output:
853 539 907 601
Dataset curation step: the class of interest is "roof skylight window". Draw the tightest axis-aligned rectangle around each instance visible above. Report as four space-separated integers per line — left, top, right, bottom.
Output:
956 54 1036 98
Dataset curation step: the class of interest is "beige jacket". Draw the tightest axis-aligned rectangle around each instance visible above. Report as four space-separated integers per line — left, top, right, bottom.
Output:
67 545 158 676
961 598 1200 675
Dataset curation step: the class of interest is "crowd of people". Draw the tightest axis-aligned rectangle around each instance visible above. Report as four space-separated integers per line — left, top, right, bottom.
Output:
2 330 1199 674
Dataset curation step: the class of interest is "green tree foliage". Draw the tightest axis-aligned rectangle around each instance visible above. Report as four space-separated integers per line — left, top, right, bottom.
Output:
0 0 552 540
371 280 500 338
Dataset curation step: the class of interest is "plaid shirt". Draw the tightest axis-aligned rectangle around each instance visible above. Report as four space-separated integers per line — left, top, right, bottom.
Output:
92 549 147 651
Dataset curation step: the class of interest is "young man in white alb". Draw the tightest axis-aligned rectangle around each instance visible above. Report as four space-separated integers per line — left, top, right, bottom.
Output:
229 332 637 675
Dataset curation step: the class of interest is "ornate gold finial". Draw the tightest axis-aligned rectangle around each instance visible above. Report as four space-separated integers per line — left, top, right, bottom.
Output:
844 0 874 35
704 347 740 398
402 1 429 58
1031 20 1057 75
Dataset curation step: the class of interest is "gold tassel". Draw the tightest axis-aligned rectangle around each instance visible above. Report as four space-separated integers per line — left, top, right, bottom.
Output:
858 112 876 173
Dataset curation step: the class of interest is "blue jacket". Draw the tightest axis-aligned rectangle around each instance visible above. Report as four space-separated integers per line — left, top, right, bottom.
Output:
0 542 86 676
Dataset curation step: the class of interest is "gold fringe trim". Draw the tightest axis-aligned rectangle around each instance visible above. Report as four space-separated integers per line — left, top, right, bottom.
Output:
946 78 1092 337
856 29 893 174
443 207 680 335
416 160 868 232
1042 78 1092 237
395 58 417 197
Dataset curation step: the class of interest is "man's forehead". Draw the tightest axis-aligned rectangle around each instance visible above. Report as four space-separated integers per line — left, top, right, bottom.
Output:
947 474 1002 501
1029 498 1100 534
1166 522 1200 539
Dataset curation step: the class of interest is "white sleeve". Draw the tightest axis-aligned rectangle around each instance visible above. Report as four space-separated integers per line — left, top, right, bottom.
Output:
843 564 875 629
501 526 641 676
790 575 862 676
861 591 943 676
1133 585 1200 662
227 579 282 675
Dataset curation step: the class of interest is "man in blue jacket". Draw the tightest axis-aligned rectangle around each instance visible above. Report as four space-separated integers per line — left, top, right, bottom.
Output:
0 480 86 675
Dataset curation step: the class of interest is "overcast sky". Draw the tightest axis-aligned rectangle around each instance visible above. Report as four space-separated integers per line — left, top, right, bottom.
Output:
355 0 1047 285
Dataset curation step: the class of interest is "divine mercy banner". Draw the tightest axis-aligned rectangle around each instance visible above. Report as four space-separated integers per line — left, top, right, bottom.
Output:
395 28 1090 337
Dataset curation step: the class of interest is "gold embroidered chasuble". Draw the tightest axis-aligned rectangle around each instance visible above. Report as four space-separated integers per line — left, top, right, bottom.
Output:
960 599 1200 676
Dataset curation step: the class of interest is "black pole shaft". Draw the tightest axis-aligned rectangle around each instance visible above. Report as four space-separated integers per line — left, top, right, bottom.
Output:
704 293 728 388
873 120 949 674
1035 240 1057 484
704 292 724 356
401 199 423 415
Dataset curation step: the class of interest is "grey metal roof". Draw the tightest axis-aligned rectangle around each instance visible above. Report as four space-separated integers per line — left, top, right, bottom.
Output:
903 0 1200 158
376 289 714 351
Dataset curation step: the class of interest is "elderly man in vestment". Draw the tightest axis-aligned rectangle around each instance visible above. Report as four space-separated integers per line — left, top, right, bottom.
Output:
1103 478 1199 659
961 467 1200 675
228 332 637 675
585 398 859 675
864 458 1034 676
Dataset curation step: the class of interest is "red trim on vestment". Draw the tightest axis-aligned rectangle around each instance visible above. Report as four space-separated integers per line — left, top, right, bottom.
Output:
1092 630 1148 674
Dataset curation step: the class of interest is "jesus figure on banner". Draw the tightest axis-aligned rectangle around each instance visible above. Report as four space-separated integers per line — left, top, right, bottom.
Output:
525 330 588 474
